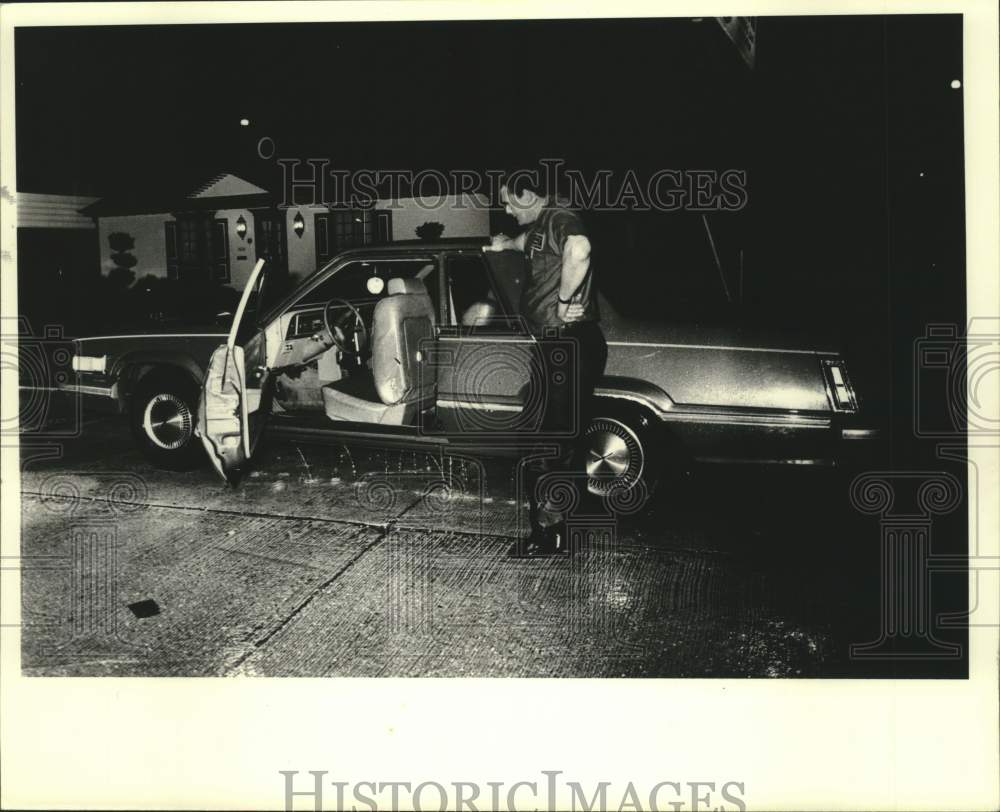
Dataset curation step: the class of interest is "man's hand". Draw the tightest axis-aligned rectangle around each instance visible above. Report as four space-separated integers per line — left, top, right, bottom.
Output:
557 300 586 323
482 234 513 252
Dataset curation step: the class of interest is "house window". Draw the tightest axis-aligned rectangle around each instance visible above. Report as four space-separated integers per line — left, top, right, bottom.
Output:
165 214 230 282
332 209 372 250
315 209 377 267
178 217 201 267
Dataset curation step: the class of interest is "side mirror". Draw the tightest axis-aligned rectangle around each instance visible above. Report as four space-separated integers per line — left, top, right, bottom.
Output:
215 311 233 327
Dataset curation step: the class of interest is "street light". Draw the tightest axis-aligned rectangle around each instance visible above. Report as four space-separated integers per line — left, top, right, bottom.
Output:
293 212 305 238
235 215 247 239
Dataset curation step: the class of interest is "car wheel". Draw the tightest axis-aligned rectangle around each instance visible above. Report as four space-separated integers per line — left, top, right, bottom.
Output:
584 409 665 510
130 372 202 471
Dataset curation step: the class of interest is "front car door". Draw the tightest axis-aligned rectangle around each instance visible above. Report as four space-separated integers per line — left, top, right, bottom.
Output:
196 259 273 483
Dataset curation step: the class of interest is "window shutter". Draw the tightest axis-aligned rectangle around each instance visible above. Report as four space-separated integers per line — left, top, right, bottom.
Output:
375 210 393 244
315 213 330 265
212 219 230 282
164 221 179 280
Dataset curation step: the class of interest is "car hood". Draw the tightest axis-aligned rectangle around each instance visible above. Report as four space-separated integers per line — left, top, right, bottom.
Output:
75 323 227 341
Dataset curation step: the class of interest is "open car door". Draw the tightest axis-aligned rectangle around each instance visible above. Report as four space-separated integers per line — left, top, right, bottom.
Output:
196 259 273 483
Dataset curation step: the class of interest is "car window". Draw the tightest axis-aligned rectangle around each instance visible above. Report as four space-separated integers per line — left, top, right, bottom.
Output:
594 212 740 324
445 254 518 331
293 258 439 311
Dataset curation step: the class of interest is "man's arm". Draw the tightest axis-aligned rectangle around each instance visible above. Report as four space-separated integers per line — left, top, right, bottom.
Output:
557 234 591 322
482 232 527 252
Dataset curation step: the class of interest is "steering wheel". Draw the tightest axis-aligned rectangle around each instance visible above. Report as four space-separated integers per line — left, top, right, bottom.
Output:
322 297 369 357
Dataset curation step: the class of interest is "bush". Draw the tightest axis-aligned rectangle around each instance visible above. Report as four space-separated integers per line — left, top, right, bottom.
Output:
107 231 137 289
415 221 445 241
107 232 135 253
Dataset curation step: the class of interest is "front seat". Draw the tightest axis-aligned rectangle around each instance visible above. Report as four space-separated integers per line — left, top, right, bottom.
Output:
321 277 437 425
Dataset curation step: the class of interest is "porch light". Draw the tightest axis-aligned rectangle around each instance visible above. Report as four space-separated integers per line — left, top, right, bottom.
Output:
235 215 247 239
293 212 305 238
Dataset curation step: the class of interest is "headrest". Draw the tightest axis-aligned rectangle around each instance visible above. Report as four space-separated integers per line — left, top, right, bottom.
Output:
387 277 427 296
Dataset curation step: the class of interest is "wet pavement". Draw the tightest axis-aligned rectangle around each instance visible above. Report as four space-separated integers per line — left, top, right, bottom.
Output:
13 412 964 678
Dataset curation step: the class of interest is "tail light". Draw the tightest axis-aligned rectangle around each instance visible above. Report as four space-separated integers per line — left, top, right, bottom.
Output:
821 359 858 413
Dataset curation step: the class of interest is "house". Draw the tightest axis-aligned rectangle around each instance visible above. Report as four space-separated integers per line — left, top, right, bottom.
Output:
14 191 102 332
15 192 102 280
80 172 492 291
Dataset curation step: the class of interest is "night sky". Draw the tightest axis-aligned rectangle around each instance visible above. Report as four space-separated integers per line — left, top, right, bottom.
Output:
15 18 754 195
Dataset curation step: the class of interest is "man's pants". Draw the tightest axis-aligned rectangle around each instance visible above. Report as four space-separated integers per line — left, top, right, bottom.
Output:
526 321 608 530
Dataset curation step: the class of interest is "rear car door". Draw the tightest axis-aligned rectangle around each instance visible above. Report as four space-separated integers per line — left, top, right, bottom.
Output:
196 259 274 483
434 250 536 437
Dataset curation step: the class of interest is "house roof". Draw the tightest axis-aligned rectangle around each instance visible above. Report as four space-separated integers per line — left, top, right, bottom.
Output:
79 170 496 218
17 192 101 229
190 173 269 199
80 172 273 217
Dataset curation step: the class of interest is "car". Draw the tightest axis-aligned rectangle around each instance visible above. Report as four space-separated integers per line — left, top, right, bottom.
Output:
63 239 881 497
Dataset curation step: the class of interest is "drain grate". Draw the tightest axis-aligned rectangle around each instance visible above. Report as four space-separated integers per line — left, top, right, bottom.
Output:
127 599 161 618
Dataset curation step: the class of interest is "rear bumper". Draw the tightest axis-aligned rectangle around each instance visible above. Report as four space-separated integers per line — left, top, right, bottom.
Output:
837 424 887 468
841 428 880 441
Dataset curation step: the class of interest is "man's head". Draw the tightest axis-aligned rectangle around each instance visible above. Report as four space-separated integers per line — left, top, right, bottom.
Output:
500 170 548 226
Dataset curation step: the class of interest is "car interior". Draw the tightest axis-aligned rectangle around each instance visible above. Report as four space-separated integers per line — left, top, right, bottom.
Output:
261 254 513 429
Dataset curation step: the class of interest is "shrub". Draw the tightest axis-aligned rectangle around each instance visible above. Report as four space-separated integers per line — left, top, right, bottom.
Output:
415 221 445 241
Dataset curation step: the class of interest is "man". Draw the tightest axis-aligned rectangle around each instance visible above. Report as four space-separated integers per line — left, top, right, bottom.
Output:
484 171 607 557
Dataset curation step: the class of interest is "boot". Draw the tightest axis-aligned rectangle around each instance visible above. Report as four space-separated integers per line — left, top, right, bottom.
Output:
508 522 570 559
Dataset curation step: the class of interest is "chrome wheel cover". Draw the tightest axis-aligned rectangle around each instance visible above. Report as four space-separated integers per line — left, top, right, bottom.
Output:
142 393 193 450
585 417 644 496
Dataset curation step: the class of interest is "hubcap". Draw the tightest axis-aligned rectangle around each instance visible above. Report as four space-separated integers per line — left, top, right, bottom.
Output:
586 418 644 495
143 393 192 450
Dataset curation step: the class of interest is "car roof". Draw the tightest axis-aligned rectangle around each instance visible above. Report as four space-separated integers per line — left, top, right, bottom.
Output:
330 238 490 260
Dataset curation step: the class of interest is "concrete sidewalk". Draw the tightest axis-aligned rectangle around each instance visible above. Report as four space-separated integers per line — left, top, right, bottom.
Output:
15 414 962 678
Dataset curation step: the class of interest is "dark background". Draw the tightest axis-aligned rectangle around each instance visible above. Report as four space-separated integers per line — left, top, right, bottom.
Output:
15 16 967 464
